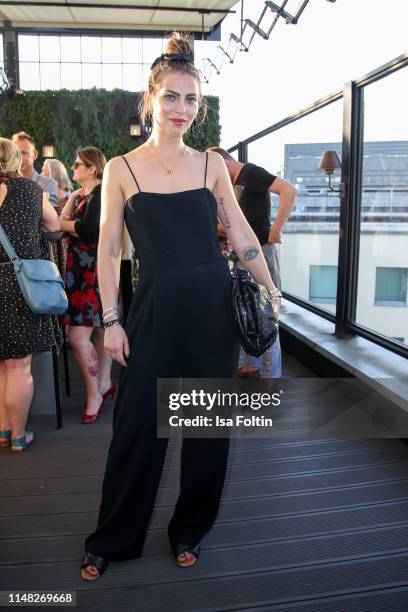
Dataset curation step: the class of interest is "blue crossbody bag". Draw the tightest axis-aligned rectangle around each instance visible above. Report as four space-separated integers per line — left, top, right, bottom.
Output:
0 223 68 315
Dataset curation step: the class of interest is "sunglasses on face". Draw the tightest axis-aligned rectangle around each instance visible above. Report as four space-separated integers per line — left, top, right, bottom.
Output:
72 161 86 169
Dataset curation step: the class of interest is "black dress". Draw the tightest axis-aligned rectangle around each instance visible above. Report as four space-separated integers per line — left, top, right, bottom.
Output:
0 178 55 361
85 153 240 561
64 184 103 327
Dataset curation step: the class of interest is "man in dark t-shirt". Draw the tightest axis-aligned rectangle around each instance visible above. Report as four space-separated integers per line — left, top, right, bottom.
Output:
208 147 296 378
233 163 278 246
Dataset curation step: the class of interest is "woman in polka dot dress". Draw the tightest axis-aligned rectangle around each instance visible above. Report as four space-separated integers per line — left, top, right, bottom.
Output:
0 138 60 452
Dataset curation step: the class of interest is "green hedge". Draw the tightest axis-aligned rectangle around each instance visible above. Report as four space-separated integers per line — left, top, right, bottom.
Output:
0 89 220 171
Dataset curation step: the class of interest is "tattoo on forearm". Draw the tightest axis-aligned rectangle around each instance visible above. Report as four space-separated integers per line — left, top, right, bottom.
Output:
219 197 231 228
243 246 259 261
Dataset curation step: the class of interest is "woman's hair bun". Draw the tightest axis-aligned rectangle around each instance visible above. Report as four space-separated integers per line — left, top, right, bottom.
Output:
165 32 192 56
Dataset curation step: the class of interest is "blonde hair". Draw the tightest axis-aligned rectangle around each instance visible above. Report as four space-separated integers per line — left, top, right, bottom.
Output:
139 32 206 128
0 137 22 179
11 131 36 149
76 146 106 180
43 158 73 191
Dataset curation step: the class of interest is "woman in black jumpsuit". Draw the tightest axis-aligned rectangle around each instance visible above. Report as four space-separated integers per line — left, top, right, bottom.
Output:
81 33 279 580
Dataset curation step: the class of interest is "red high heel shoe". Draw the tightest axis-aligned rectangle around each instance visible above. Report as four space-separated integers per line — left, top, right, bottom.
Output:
82 384 116 425
102 383 116 402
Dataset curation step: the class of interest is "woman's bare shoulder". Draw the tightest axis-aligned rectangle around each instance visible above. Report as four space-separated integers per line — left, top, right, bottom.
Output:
104 155 124 172
205 149 224 164
185 147 221 169
185 146 206 158
122 144 151 161
107 146 149 170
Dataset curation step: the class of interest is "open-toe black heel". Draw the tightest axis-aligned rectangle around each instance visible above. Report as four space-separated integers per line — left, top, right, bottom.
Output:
173 543 200 568
81 552 109 581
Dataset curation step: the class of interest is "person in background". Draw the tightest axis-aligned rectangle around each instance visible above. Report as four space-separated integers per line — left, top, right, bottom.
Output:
11 132 58 207
0 137 60 452
41 158 72 205
41 158 73 277
208 147 296 378
60 146 114 425
12 134 61 350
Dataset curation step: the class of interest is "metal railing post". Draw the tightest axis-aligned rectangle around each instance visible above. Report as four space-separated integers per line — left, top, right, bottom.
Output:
334 81 364 337
237 141 248 163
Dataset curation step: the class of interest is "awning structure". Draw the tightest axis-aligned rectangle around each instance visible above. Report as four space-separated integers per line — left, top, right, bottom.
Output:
0 1 239 36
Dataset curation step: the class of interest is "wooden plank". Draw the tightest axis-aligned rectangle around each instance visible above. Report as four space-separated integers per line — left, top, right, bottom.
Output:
0 351 407 610
2 459 408 498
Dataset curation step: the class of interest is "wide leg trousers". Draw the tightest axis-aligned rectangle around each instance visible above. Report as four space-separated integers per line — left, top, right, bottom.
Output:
85 259 240 560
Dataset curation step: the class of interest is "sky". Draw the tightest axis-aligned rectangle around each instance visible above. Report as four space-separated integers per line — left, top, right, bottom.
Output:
194 0 408 164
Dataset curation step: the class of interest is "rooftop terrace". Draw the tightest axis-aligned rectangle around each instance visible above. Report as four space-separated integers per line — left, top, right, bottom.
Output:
1 352 408 611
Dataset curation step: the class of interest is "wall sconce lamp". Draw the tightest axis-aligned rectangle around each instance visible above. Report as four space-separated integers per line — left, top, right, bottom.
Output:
129 123 141 137
319 150 345 198
42 145 56 158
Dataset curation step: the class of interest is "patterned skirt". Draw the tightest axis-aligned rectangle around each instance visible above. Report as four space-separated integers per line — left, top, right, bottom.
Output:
63 238 103 327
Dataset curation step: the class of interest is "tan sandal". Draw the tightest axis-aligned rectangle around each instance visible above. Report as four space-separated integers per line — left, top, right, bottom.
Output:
173 544 200 568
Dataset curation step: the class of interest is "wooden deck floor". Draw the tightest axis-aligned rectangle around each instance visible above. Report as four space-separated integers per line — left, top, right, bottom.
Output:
1 351 408 611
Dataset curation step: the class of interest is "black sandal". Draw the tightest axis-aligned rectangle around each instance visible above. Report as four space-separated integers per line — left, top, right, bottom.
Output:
81 552 109 581
173 543 200 568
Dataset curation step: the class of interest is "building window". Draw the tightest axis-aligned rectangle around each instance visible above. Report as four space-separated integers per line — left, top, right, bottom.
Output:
375 268 407 306
309 265 337 303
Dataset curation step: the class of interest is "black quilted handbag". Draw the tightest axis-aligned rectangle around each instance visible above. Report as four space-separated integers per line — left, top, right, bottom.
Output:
231 268 279 358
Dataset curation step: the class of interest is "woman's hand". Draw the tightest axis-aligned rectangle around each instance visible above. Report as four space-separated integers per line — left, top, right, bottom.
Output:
72 187 85 199
271 296 281 319
61 188 84 220
267 225 283 245
104 325 130 367
267 287 281 319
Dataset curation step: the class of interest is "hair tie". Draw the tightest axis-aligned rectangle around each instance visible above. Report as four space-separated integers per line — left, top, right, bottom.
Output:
150 52 193 70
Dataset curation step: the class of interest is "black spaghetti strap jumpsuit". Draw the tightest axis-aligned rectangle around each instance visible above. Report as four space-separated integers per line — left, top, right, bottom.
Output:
85 153 240 561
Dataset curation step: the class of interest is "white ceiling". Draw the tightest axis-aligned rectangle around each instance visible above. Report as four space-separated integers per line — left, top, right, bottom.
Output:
0 1 239 33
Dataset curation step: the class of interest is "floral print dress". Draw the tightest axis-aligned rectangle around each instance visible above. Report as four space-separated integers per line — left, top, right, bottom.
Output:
64 184 103 327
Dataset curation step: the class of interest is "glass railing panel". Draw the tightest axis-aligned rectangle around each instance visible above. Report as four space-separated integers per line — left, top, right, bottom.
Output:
247 99 343 314
355 67 408 347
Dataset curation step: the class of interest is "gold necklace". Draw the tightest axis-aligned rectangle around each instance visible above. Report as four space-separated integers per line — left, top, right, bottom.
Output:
148 142 187 176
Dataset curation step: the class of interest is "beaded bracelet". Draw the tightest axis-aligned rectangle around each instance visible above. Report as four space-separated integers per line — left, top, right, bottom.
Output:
103 318 122 329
